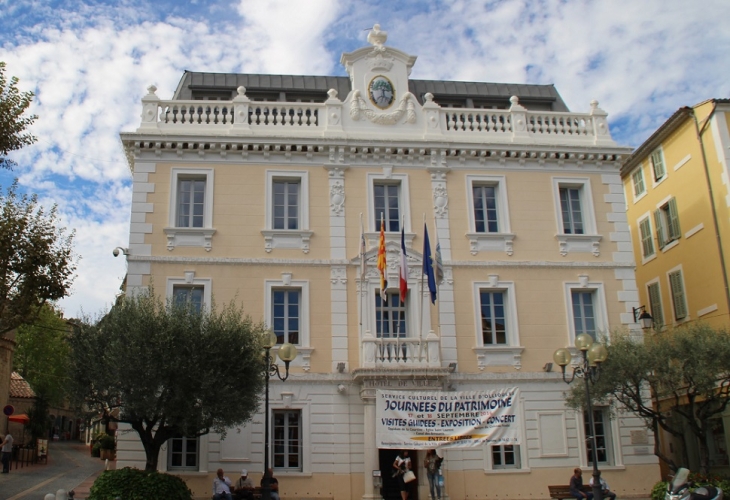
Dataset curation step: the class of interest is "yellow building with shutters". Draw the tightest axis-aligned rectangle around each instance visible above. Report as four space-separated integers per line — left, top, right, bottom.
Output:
621 99 730 473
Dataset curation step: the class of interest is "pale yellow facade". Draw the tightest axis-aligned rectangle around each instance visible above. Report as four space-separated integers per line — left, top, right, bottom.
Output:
119 27 660 500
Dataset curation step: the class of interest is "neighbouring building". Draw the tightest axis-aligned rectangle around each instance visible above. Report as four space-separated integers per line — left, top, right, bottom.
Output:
621 99 730 476
118 25 659 500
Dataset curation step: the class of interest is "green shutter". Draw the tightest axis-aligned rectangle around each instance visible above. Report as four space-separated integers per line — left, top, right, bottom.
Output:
640 218 654 257
633 168 645 196
667 198 681 240
669 271 687 320
651 150 666 180
648 283 664 328
654 209 666 248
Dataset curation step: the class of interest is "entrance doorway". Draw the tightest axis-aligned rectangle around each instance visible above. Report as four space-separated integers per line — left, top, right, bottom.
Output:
379 449 419 500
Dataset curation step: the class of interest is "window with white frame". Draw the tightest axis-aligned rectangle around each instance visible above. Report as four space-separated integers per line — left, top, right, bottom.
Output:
584 409 613 465
263 170 311 253
273 410 302 471
167 276 211 313
466 175 514 255
165 168 215 250
492 445 521 470
651 148 666 181
654 197 681 249
668 269 688 321
373 182 401 232
168 435 199 471
552 178 600 256
638 216 655 259
564 282 608 344
375 291 407 338
647 281 664 329
272 288 300 344
472 280 522 369
632 167 646 198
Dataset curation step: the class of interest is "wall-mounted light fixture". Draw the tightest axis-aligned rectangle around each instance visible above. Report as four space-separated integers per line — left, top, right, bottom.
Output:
448 362 457 373
633 305 654 330
112 247 129 257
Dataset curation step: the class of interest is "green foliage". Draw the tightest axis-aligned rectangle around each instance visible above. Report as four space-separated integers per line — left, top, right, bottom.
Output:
91 442 101 457
88 467 193 500
565 324 730 474
0 62 37 170
26 397 50 443
651 481 668 500
98 433 116 451
69 288 268 470
0 181 76 337
14 304 71 404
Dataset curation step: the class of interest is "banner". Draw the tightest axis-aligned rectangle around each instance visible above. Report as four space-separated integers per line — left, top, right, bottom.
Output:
376 389 520 449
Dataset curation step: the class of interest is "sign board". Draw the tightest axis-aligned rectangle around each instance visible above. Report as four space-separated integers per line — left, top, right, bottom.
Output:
2 405 14 416
376 388 520 449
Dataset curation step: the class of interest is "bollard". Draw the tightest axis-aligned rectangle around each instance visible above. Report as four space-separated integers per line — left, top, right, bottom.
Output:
55 489 67 500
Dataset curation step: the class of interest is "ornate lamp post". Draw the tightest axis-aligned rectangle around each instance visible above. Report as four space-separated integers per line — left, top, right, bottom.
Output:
553 333 608 500
262 330 298 500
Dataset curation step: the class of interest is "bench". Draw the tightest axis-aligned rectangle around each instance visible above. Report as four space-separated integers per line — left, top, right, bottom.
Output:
548 484 591 500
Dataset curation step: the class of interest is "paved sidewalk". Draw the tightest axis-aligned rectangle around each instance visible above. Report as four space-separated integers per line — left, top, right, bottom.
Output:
0 440 107 500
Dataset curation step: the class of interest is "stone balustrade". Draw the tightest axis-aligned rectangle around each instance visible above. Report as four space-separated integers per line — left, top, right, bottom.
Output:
361 330 441 368
136 86 615 147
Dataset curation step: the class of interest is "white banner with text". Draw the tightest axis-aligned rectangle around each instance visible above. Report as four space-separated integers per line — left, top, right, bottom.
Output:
376 388 521 449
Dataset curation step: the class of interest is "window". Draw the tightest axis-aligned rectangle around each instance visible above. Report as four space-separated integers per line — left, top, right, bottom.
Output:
263 170 311 253
639 217 655 259
168 435 198 471
480 291 506 345
173 285 204 313
654 197 681 249
472 280 522 369
177 177 205 228
165 168 215 250
466 176 514 255
552 178 600 256
272 180 300 230
492 445 521 470
647 282 664 329
669 270 688 321
273 410 301 471
272 289 300 344
473 185 499 233
374 182 401 232
584 409 612 465
572 291 596 340
375 291 407 338
632 167 646 197
559 187 584 234
651 148 666 181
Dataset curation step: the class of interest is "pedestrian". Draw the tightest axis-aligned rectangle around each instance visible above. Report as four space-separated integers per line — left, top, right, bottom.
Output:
393 450 412 500
233 468 255 500
570 468 593 500
423 449 442 500
1 432 13 473
589 475 616 500
261 468 280 500
213 468 233 500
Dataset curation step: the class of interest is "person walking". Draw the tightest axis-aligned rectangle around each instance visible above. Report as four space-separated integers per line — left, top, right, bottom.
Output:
1 432 13 473
393 450 412 500
423 449 442 500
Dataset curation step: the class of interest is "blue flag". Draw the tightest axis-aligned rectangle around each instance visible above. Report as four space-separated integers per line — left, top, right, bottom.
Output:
422 223 437 304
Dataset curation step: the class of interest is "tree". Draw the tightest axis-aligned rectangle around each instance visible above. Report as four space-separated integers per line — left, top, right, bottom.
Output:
68 289 268 471
565 324 730 475
14 304 71 406
0 61 37 170
0 180 76 338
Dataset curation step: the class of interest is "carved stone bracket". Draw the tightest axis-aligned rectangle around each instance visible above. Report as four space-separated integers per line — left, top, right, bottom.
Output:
350 90 417 125
330 266 347 284
433 184 449 218
330 180 345 216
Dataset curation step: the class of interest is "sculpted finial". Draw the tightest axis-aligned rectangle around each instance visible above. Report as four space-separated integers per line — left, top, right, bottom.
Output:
367 24 388 46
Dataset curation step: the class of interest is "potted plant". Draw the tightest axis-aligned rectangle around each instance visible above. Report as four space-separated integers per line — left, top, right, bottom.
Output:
99 433 116 460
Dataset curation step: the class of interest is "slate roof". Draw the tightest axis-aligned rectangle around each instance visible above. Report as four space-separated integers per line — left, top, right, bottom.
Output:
9 372 35 399
172 71 569 111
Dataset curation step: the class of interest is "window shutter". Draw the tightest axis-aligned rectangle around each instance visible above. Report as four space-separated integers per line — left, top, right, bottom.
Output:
668 198 681 240
669 272 687 320
651 150 666 180
654 209 666 248
640 218 654 257
648 283 664 328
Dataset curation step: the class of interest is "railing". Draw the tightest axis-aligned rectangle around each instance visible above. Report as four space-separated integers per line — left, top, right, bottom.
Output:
362 331 441 368
136 85 614 147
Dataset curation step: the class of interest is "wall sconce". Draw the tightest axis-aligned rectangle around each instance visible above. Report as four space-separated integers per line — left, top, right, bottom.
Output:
543 362 553 372
112 247 129 257
448 362 457 373
337 384 346 394
337 362 346 373
633 305 654 329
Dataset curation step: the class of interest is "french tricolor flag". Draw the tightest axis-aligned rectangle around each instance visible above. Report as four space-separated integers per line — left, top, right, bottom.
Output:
399 226 408 304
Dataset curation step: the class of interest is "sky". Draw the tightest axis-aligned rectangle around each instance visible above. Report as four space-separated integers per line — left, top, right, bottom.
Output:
1 0 728 317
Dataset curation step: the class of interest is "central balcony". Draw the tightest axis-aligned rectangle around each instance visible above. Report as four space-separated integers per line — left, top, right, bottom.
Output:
361 330 441 369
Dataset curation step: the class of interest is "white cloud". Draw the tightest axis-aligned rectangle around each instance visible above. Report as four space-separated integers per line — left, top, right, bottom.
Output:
1 0 728 315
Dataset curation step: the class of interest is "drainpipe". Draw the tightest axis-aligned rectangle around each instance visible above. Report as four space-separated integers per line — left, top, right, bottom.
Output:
692 103 730 315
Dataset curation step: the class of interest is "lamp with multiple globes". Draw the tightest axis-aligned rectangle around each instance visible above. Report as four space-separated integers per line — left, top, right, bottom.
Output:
553 333 608 500
261 330 297 500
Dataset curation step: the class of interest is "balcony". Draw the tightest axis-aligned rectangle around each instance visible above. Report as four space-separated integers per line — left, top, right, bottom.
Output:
361 330 441 369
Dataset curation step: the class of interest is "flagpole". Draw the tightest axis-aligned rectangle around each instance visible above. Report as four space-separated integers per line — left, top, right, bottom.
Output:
418 214 425 355
434 219 442 346
378 213 386 362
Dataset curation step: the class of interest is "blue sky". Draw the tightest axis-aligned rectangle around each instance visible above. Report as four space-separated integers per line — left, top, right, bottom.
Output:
1 0 729 316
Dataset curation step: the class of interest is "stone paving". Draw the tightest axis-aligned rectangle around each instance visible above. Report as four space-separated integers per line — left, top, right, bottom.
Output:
0 440 107 500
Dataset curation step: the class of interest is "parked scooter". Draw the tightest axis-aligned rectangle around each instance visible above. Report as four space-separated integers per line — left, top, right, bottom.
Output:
666 468 723 500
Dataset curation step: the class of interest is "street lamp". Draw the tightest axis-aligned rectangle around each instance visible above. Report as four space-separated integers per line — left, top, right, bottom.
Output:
553 333 608 500
262 330 298 500
632 306 654 330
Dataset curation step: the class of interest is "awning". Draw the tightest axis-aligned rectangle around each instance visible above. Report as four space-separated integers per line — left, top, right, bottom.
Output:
8 413 30 424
